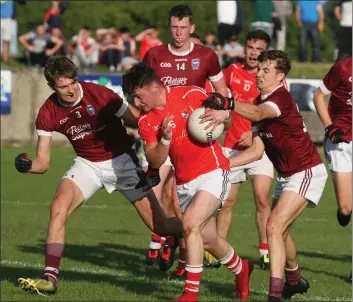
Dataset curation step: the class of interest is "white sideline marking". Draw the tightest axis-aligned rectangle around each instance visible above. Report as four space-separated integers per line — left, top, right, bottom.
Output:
1 260 351 301
0 200 329 222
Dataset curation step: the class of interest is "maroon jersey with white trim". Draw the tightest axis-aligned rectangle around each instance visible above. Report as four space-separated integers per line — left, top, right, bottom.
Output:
35 82 134 162
321 57 352 141
143 43 222 88
256 86 322 177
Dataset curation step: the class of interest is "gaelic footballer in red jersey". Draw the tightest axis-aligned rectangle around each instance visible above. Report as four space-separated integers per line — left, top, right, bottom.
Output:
123 62 253 302
15 56 183 297
230 50 327 301
313 57 352 230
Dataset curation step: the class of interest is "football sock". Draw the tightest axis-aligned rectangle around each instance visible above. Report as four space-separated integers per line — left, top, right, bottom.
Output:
285 265 301 285
165 235 176 247
149 233 162 250
219 246 243 276
269 277 284 299
259 242 269 256
183 264 202 297
177 247 186 269
44 243 64 287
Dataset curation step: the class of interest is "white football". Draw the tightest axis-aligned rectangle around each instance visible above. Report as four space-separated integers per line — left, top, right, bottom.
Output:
187 107 224 143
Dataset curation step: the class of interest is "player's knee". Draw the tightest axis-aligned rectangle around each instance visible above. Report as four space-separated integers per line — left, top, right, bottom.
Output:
182 219 201 237
255 193 271 212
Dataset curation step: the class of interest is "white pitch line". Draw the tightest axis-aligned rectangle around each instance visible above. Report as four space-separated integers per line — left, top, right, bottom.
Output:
0 200 329 222
1 260 351 301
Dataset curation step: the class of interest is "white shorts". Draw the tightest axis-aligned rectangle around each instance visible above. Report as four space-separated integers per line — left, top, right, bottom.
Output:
222 147 274 183
140 153 173 169
324 138 352 172
176 169 231 213
62 153 151 202
273 163 328 207
1 19 12 41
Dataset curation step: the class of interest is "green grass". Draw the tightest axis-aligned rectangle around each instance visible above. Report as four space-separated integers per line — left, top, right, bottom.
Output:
1 147 351 301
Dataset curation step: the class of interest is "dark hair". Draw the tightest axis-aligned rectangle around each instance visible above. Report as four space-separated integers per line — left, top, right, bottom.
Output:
168 4 193 24
246 30 271 50
257 50 291 75
44 55 78 87
122 62 162 96
119 26 130 34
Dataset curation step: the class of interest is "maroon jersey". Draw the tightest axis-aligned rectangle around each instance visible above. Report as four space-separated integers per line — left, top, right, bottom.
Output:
320 57 352 141
143 42 222 88
256 86 322 177
36 82 134 162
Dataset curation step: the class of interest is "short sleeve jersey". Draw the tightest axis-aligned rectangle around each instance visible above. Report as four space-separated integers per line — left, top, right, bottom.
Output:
320 56 352 142
143 42 223 89
36 82 134 162
223 63 259 150
256 86 322 177
138 86 229 185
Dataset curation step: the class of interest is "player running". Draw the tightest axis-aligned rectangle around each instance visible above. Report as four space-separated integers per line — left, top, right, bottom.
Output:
15 56 183 296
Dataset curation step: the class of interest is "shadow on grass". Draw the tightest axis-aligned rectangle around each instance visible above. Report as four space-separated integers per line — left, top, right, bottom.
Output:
297 250 352 263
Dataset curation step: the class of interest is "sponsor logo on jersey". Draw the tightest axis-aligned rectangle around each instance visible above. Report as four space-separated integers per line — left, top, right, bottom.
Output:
87 105 95 116
180 111 189 119
60 117 69 125
153 125 161 131
232 78 241 84
191 58 200 70
174 58 187 62
160 76 187 86
160 62 172 68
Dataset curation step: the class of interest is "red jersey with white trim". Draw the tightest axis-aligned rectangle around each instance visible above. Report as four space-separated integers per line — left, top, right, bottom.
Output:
143 42 223 88
35 82 134 162
320 57 352 141
138 86 229 185
223 63 259 150
256 86 322 177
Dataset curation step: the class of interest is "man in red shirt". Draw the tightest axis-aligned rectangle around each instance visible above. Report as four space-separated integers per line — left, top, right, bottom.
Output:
142 4 228 274
220 50 328 302
15 56 183 296
135 28 163 61
313 57 352 279
123 62 253 302
219 30 274 269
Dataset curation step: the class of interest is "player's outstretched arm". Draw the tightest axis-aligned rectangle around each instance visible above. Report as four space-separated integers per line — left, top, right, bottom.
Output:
234 102 278 122
15 136 52 174
211 77 229 98
313 88 332 128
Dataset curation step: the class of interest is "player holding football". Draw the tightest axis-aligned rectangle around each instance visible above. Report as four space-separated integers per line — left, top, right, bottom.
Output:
142 4 229 274
123 62 255 302
218 30 274 269
15 56 183 296
313 56 352 280
213 50 328 301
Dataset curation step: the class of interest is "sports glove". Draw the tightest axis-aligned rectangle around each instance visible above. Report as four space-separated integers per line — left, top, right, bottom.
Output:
15 153 32 173
201 92 235 110
325 124 349 144
146 165 161 188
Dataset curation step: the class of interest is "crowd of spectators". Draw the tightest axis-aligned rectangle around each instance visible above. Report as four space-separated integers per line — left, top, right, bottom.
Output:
1 0 351 70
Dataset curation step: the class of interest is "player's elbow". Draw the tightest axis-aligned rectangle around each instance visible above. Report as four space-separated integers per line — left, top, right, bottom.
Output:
254 140 265 161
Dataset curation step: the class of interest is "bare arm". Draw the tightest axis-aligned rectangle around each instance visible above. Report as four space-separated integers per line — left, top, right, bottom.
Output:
135 29 154 42
29 135 52 174
313 88 332 128
46 36 64 55
18 32 33 50
228 135 264 168
234 102 278 122
295 6 302 27
317 4 325 32
334 5 342 21
121 103 140 128
211 77 229 97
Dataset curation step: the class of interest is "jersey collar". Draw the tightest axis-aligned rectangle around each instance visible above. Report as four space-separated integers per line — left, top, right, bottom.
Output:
168 40 194 56
57 83 83 107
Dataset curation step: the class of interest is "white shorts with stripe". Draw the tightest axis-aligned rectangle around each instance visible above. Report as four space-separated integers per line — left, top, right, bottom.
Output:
176 169 230 213
140 153 173 168
324 138 352 172
273 163 328 207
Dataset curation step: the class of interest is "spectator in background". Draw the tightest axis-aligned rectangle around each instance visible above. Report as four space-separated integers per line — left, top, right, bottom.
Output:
273 0 293 51
19 23 63 67
223 35 245 66
296 0 324 63
47 26 68 57
204 31 225 67
118 26 138 71
217 0 244 46
43 1 67 31
334 0 352 60
70 26 99 70
135 28 162 61
100 32 125 72
251 0 278 37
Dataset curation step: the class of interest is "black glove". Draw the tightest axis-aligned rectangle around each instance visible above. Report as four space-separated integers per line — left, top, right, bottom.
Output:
325 124 349 144
202 92 235 110
146 165 161 188
15 153 32 173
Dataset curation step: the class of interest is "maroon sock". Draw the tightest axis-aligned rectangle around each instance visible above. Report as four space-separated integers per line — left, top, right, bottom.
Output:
285 265 301 285
269 277 284 298
165 236 176 247
178 247 186 269
44 243 64 287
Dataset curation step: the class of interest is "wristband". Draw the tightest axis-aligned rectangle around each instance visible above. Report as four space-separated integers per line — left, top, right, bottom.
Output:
160 137 171 145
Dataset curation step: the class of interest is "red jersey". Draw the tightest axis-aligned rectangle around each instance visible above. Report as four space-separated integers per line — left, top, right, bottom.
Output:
139 36 161 61
256 86 322 177
320 57 352 141
143 42 223 89
138 86 229 185
36 82 134 162
223 63 259 150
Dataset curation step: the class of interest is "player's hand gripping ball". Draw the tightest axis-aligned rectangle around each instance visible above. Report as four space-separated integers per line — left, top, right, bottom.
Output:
188 107 224 143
